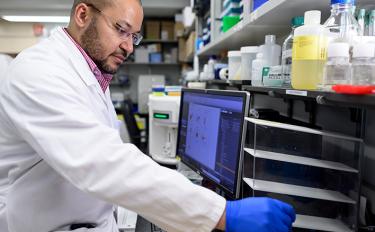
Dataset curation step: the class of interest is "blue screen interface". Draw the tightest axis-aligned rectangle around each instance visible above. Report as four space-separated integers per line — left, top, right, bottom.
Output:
177 91 244 194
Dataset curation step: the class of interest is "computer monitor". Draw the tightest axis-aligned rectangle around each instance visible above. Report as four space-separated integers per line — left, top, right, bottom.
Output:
176 88 250 199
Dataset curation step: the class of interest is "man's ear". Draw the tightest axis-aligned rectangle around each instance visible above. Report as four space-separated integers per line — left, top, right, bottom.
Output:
73 3 92 28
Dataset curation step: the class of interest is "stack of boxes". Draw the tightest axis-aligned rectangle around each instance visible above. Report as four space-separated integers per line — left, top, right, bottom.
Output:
134 19 179 64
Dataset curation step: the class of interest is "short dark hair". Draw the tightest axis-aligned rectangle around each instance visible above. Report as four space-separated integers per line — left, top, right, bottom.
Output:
70 0 142 17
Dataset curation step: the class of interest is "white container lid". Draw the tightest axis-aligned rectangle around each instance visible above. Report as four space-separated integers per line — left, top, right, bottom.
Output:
353 43 375 58
304 10 321 25
241 46 259 54
327 42 350 58
228 50 242 57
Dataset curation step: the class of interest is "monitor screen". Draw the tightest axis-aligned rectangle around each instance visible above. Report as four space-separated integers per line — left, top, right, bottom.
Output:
176 89 249 199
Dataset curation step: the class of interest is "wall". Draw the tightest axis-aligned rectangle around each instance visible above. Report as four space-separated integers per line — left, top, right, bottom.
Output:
0 20 39 54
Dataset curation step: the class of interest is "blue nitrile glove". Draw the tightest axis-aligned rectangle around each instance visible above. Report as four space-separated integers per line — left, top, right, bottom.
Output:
226 197 296 232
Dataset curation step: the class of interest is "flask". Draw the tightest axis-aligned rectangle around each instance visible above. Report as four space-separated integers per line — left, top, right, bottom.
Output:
323 0 360 43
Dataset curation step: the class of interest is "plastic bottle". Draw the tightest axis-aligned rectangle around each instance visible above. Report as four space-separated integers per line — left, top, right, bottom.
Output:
251 53 266 86
323 0 360 43
259 35 281 66
292 10 329 90
357 9 366 36
240 46 258 80
281 16 304 88
322 42 351 90
370 10 375 36
351 43 375 85
207 56 216 80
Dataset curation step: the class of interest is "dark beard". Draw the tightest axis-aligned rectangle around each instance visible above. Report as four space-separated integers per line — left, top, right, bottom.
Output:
81 17 125 74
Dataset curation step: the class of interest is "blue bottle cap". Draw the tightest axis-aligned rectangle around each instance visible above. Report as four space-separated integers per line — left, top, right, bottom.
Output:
331 0 355 5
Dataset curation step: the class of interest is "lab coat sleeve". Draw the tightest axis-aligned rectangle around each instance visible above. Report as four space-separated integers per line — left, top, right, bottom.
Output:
1 64 226 232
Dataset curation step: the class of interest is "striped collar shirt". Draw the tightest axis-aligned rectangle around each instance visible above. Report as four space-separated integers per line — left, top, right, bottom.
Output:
63 28 113 93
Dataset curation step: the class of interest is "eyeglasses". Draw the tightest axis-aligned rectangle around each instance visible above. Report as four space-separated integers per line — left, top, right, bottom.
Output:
86 3 143 45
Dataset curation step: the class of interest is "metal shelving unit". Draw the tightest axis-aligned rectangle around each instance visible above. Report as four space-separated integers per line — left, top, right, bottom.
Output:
196 0 375 57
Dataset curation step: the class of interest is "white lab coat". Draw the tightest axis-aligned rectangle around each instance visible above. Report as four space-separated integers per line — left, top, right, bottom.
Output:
0 54 13 79
0 28 226 232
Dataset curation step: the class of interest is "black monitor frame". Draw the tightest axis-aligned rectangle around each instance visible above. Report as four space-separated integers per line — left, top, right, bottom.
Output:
176 88 250 199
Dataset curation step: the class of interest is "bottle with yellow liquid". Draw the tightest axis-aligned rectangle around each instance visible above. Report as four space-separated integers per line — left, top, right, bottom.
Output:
292 11 329 90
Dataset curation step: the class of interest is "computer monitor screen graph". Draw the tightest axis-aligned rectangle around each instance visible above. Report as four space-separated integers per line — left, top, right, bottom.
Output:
176 89 249 199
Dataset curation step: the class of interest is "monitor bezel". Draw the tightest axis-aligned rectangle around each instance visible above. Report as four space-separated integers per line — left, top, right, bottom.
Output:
176 88 250 199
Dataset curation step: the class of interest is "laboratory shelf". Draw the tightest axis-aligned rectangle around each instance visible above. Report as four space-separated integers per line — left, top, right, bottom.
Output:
244 148 358 173
242 85 375 109
245 117 362 142
197 0 375 57
243 178 356 204
293 214 352 232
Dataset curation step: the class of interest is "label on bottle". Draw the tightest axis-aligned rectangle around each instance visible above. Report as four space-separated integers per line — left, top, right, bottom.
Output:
292 36 328 60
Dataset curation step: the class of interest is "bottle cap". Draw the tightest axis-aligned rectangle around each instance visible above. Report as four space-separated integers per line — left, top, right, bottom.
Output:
327 42 350 58
241 46 259 54
265 35 276 44
304 10 321 25
358 9 366 18
331 0 355 5
370 10 375 17
353 43 375 58
291 16 304 27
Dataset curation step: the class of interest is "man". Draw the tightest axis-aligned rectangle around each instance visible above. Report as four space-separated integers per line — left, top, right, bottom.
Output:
0 0 295 231
0 54 13 78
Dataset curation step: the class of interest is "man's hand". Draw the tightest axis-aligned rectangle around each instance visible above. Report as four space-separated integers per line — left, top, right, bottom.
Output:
216 197 296 232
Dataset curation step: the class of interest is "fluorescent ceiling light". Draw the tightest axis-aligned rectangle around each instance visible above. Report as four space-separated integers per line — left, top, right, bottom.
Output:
1 16 70 23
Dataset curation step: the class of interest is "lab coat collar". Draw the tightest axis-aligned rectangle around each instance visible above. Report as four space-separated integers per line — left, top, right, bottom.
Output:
52 27 110 107
52 27 98 87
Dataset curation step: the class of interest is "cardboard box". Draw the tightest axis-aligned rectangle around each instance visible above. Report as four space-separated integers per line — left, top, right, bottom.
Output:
146 20 160 40
161 21 175 40
178 38 187 62
147 43 162 53
134 47 149 63
174 22 184 39
185 31 196 61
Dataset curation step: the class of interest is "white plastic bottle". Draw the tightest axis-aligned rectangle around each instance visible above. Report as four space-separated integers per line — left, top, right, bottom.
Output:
322 42 351 90
351 43 375 86
357 9 366 36
251 53 266 86
259 35 281 66
292 10 329 90
282 16 304 88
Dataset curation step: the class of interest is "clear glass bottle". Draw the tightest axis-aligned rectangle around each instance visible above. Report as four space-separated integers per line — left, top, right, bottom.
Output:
323 0 360 43
351 43 375 85
281 16 304 88
322 42 351 90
